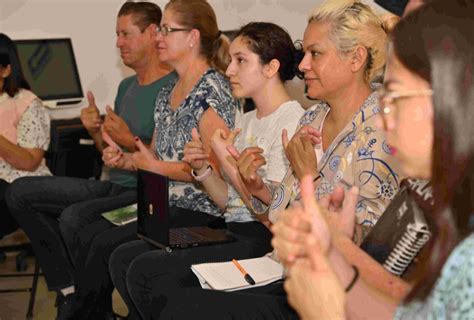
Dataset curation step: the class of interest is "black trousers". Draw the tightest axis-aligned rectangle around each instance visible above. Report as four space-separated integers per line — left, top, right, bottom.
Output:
73 219 138 318
0 179 18 238
159 282 298 320
110 221 273 320
5 176 134 291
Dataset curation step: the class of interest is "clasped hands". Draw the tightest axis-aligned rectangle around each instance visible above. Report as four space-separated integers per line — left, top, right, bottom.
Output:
271 176 358 320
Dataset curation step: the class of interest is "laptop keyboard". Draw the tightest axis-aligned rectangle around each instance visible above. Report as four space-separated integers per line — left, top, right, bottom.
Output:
169 228 209 245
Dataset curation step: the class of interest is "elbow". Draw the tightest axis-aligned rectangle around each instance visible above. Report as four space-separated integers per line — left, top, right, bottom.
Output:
13 158 43 172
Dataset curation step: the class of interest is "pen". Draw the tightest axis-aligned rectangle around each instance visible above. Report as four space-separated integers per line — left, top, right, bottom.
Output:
232 259 256 285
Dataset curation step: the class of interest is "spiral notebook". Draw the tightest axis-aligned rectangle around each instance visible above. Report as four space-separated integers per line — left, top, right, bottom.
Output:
191 256 284 292
361 182 431 276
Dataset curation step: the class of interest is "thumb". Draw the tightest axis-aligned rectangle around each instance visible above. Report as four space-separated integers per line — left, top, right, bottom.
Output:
87 91 98 109
106 105 117 119
282 129 289 149
226 145 241 160
191 128 201 143
227 128 241 143
300 175 318 216
305 234 332 272
340 186 359 238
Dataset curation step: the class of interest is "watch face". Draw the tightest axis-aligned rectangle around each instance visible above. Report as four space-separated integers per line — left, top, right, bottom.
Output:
374 0 408 17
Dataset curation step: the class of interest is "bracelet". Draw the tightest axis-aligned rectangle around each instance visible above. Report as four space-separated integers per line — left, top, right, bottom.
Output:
191 164 212 182
345 265 359 292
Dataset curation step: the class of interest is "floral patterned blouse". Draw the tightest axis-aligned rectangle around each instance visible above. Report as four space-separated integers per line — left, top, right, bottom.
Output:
299 86 403 227
154 68 239 215
394 233 474 319
0 90 51 183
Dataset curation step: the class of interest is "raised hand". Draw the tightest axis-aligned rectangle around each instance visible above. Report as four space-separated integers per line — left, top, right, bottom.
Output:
282 126 321 181
210 128 241 156
80 91 103 134
103 105 134 149
318 185 359 239
131 137 156 171
183 128 209 171
271 175 331 267
285 232 346 320
227 145 267 197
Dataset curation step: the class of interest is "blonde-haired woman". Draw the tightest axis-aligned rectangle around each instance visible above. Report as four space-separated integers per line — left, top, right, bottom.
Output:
240 0 401 241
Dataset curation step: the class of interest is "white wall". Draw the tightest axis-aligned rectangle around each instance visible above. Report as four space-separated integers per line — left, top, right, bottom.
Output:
0 0 386 118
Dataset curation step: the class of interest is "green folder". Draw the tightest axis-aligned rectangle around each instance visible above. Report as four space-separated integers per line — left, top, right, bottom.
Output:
101 203 137 226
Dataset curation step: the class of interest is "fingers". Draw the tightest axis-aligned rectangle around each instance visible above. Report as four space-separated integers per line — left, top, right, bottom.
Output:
183 153 208 163
87 91 98 109
226 145 241 160
226 128 241 143
271 209 312 264
282 129 289 149
340 186 359 237
191 128 201 143
328 185 345 212
304 234 330 272
105 105 118 119
102 147 122 166
236 148 265 180
300 126 322 145
300 175 318 216
134 136 146 152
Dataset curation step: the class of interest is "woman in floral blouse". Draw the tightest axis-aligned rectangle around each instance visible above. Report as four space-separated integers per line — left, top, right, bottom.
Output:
0 33 51 239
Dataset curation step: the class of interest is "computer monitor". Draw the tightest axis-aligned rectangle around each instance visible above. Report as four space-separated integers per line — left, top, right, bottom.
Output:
14 38 84 109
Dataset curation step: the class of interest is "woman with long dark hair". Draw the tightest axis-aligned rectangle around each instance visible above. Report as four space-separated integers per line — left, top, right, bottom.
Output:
278 1 474 318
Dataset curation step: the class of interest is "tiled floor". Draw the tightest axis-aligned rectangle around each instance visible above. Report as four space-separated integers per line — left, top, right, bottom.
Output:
0 253 127 320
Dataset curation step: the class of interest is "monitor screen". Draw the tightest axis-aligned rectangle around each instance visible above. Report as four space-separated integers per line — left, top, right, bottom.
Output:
14 38 83 101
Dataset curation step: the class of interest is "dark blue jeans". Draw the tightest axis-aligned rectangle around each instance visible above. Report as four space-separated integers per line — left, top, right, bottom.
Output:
5 175 134 291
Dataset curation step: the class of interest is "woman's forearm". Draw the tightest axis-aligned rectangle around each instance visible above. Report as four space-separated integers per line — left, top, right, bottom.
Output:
328 236 404 320
333 234 412 300
0 135 44 171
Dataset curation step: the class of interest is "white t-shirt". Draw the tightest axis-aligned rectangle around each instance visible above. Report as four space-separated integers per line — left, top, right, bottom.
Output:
224 100 305 223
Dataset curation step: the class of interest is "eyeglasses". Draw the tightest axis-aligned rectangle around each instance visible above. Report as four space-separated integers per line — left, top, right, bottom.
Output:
377 87 433 130
156 25 191 36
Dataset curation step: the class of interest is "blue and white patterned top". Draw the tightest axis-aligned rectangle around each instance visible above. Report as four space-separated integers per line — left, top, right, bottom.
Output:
299 86 403 227
394 233 474 320
154 68 239 215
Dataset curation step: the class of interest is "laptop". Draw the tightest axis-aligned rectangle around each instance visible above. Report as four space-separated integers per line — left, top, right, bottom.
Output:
137 169 235 252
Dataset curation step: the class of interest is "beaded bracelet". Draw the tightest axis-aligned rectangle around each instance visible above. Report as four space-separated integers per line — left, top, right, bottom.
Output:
345 265 359 292
191 164 212 182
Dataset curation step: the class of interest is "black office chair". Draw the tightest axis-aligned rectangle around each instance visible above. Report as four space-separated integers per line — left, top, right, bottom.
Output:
0 243 41 320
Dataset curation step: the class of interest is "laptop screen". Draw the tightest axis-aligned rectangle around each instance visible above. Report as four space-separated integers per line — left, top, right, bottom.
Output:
14 38 83 102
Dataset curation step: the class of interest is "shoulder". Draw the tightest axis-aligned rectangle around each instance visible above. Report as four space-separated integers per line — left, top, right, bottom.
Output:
278 100 305 117
273 100 305 126
440 234 474 285
239 109 257 123
299 102 330 126
198 69 232 95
